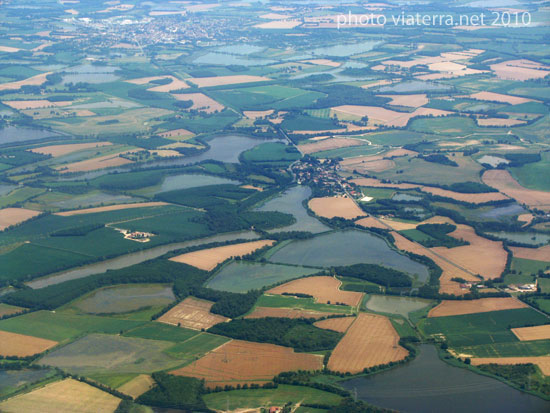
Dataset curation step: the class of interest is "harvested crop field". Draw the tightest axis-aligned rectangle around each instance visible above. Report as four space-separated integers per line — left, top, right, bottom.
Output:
355 216 387 230
0 330 57 357
29 141 113 157
512 325 550 342
157 128 194 139
245 307 336 320
428 298 527 318
298 137 366 154
469 91 533 105
2 100 71 110
267 276 363 307
308 196 365 220
157 297 230 330
187 75 270 88
380 94 428 107
314 317 355 333
332 105 451 127
421 186 509 203
55 201 169 216
0 378 120 413
117 374 154 398
491 60 550 81
171 339 322 387
510 245 550 262
471 357 550 376
431 224 507 279
0 72 50 91
169 240 275 271
483 169 550 211
172 92 224 113
477 118 526 127
243 110 274 119
0 208 41 230
327 313 408 373
0 304 23 317
351 177 418 190
147 76 189 92
390 231 477 296
56 152 133 173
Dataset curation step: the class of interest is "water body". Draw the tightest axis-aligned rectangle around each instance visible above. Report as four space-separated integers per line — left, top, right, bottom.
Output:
478 155 509 167
27 231 259 289
480 203 526 219
51 192 141 209
62 73 120 84
342 345 550 413
269 230 429 281
255 186 330 234
0 126 61 145
309 40 382 57
486 231 550 246
193 52 275 66
155 174 240 194
0 184 16 196
365 295 431 318
392 193 422 202
216 44 265 55
378 80 451 93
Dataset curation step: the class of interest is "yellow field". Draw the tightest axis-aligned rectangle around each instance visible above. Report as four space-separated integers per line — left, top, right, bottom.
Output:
298 137 365 154
0 330 58 357
355 216 387 230
0 379 120 413
0 208 42 231
267 276 363 307
314 317 355 333
308 196 365 220
428 298 527 317
29 142 112 157
56 151 133 173
380 94 428 107
491 59 550 81
2 100 71 110
169 240 275 271
158 297 230 330
327 313 408 373
172 92 225 113
512 325 550 342
471 357 550 376
117 374 155 398
0 72 51 91
55 201 169 216
469 91 533 105
510 245 550 262
245 307 336 319
477 118 526 126
157 128 194 140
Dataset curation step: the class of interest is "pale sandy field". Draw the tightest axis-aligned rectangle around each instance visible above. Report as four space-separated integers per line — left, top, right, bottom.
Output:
469 91 533 105
355 216 388 230
117 375 154 398
29 141 112 157
172 92 225 113
187 75 271 88
491 60 550 80
0 72 51 91
476 118 526 127
308 196 365 220
169 240 275 271
55 202 169 216
254 20 302 29
2 100 71 110
0 330 58 357
0 379 120 413
171 340 322 387
510 245 550 262
332 105 451 127
158 297 230 330
298 137 366 154
327 313 408 373
512 325 550 342
380 94 428 107
243 110 274 119
56 152 133 173
428 297 527 317
0 208 41 230
157 128 194 139
267 276 363 307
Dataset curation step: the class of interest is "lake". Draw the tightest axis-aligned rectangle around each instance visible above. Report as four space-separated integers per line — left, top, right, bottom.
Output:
193 52 275 66
268 230 430 281
154 174 240 194
255 185 330 234
480 203 526 219
478 155 509 167
27 231 259 289
365 295 431 318
310 40 382 57
486 231 550 246
342 344 550 413
0 126 61 145
378 80 451 93
392 193 423 202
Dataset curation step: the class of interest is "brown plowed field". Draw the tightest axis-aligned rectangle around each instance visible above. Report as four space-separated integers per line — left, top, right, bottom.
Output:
0 378 120 413
55 202 169 216
245 307 336 319
0 330 58 357
428 297 527 317
431 224 507 279
314 317 355 333
510 245 550 262
308 196 365 220
0 208 42 230
169 240 275 271
158 297 230 330
171 340 322 387
267 276 363 307
327 313 408 373
512 325 550 341
298 138 366 154
471 357 550 376
29 142 112 157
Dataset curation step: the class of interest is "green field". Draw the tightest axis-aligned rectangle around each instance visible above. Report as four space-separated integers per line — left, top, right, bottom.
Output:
241 142 301 164
123 322 199 342
164 333 230 365
254 294 354 314
511 152 550 191
510 258 550 276
457 340 550 358
204 384 342 410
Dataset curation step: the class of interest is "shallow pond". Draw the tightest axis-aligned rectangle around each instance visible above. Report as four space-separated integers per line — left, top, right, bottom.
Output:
480 203 526 219
255 186 330 234
486 231 550 246
378 80 451 93
0 126 61 145
392 193 422 202
365 295 431 318
268 230 429 281
478 155 509 167
216 44 265 55
193 52 275 66
207 261 319 293
154 174 240 194
310 40 382 57
52 192 140 209
342 344 550 413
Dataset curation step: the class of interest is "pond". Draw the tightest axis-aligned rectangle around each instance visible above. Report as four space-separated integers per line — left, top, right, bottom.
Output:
27 231 259 289
216 44 265 55
486 231 550 246
365 295 431 318
154 174 240 194
478 155 510 167
0 126 62 145
309 40 382 57
392 193 423 202
255 186 330 234
207 261 319 293
61 73 120 84
51 192 141 209
193 52 275 66
378 80 451 93
268 230 430 281
480 203 526 219
342 344 550 413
